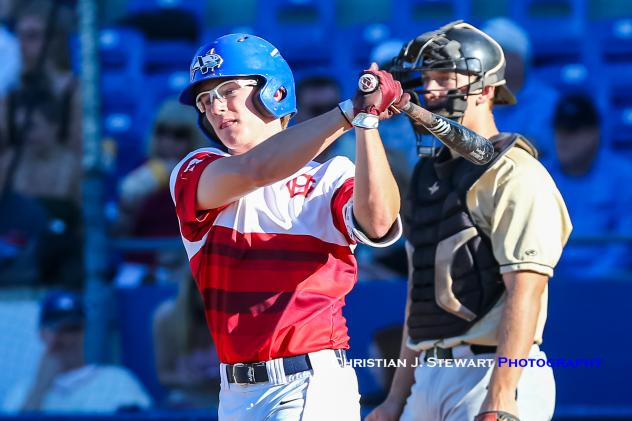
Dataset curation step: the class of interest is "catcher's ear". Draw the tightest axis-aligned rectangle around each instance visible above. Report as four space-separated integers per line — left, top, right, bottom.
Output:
475 85 495 105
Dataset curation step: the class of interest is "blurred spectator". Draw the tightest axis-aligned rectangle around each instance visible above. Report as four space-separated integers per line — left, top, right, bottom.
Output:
0 96 80 202
295 74 355 162
0 0 81 154
115 98 204 238
112 98 203 287
549 94 632 280
482 17 560 162
152 276 220 409
0 96 82 287
1 289 152 413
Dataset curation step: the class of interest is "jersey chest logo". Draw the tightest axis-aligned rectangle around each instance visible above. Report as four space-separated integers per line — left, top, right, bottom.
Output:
286 174 315 198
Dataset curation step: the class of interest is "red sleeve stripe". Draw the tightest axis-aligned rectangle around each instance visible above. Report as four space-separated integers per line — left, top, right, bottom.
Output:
330 177 355 244
174 152 225 240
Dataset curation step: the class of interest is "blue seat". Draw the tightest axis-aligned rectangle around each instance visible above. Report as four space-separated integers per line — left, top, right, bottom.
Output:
545 280 632 416
344 279 407 398
597 19 632 63
609 106 632 151
533 63 590 92
101 109 149 187
340 23 393 69
144 40 197 74
509 0 586 67
255 0 336 67
72 28 145 130
143 70 190 106
116 284 178 402
127 0 205 22
591 19 632 92
391 0 471 41
100 28 145 77
71 28 145 81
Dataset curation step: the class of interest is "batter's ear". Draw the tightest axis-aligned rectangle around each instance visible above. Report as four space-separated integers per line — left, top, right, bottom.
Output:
274 87 287 102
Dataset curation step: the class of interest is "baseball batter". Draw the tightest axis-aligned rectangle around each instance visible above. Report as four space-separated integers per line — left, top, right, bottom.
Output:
366 22 573 421
170 34 405 420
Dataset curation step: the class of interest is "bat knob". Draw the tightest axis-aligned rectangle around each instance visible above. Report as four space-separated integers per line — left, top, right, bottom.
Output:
358 73 379 93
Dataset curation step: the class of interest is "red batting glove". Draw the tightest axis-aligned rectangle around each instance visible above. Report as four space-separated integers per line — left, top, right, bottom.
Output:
352 67 403 117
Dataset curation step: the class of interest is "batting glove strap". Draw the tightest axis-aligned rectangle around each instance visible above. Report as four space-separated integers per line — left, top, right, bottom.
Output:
338 99 354 125
474 411 521 421
352 112 379 129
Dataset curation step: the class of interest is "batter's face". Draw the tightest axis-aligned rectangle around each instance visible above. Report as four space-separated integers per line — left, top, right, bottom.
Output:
196 77 280 154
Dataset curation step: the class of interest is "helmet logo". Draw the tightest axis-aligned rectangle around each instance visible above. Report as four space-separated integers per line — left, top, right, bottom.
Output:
190 48 224 81
358 73 379 93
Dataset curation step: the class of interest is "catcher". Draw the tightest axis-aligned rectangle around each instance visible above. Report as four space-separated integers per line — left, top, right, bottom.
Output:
366 21 572 421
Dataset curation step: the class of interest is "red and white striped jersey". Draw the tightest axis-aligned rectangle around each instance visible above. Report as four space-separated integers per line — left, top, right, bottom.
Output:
170 147 401 364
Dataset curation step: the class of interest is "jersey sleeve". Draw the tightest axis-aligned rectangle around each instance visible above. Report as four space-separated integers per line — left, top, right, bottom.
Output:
468 148 573 277
328 157 402 247
169 149 229 241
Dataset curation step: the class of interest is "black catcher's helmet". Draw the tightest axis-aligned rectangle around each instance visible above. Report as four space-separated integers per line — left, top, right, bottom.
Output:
391 21 516 122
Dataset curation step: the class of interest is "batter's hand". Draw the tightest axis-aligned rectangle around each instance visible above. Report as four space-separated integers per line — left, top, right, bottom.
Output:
474 411 520 421
364 398 404 421
353 63 403 119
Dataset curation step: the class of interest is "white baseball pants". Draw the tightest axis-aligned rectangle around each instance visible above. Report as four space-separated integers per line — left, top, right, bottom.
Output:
218 349 361 421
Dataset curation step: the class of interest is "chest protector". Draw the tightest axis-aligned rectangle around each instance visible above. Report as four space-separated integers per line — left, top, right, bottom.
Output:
402 133 536 343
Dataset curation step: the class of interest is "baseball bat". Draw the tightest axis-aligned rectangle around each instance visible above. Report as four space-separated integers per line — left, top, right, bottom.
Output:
396 102 494 165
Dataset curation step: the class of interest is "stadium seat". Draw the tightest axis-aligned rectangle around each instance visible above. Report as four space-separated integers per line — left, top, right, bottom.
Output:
392 0 471 41
592 19 632 92
205 0 257 29
71 28 145 80
101 109 148 200
255 0 336 67
127 0 205 22
101 28 145 77
116 284 178 402
144 40 197 74
344 279 407 399
341 23 393 69
545 280 632 416
143 71 190 106
508 0 586 68
534 63 589 92
609 106 632 152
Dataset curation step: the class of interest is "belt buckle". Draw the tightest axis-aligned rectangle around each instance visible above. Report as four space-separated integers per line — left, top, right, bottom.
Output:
232 363 256 385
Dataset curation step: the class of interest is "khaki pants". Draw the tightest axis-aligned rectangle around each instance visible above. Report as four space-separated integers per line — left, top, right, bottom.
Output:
401 344 555 421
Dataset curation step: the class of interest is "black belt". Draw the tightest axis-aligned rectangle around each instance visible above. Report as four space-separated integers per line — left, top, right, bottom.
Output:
226 349 347 385
424 344 497 361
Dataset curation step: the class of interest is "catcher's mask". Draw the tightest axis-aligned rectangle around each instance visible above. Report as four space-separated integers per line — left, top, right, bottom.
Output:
390 21 516 157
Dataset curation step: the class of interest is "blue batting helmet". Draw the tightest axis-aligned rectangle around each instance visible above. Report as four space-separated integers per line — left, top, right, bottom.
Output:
179 33 296 119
